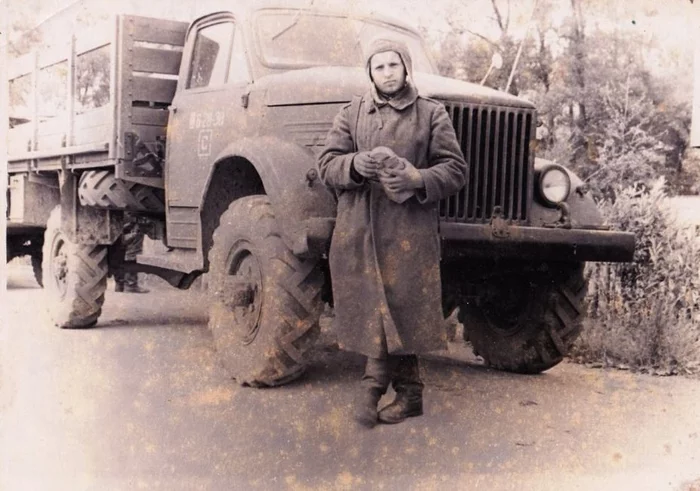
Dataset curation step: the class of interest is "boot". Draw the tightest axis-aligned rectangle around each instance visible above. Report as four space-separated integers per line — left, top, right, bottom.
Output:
355 387 383 428
355 357 390 428
114 269 125 292
378 355 424 424
124 284 150 294
124 271 149 294
377 388 423 424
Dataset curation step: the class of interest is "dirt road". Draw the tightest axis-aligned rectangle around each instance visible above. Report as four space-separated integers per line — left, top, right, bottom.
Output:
2 263 699 490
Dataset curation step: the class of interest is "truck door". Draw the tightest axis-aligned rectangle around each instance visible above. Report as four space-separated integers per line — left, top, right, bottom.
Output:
165 14 251 250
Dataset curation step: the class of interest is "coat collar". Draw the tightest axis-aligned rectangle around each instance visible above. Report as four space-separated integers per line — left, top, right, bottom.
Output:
365 81 419 113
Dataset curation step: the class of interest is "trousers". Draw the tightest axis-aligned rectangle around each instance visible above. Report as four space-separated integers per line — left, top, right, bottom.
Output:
115 219 144 288
361 354 423 394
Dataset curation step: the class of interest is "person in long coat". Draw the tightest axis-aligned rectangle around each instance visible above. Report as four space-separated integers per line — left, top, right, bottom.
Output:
114 214 149 294
317 37 467 427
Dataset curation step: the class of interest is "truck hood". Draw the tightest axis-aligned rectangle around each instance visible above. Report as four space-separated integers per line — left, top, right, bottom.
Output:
257 66 535 109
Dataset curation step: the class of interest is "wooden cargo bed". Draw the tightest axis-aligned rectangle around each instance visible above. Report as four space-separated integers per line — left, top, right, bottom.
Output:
7 15 188 187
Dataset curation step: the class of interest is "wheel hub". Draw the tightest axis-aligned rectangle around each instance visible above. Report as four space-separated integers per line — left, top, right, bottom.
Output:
222 280 256 309
51 240 69 296
479 277 533 337
226 249 263 345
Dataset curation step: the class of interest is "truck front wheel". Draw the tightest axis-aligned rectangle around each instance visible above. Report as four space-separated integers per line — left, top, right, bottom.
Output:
208 196 324 387
457 263 587 374
42 207 108 328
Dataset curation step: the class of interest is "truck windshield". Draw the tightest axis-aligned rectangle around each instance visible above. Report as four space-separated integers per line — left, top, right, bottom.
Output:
255 11 435 74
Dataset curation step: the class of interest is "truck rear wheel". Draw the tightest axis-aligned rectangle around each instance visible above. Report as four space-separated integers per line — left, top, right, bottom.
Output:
458 263 587 374
208 196 324 387
42 207 108 328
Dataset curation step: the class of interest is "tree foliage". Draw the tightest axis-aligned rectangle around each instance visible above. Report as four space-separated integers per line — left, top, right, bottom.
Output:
576 179 700 374
429 0 695 196
7 7 111 124
75 47 111 112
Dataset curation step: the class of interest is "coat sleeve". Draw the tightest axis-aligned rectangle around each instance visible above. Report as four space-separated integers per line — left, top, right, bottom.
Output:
416 103 468 204
317 104 364 190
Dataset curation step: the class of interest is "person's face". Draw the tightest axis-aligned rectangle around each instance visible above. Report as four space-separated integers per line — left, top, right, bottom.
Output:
369 51 406 96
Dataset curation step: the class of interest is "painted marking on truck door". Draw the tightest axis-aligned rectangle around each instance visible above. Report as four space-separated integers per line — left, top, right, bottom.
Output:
198 129 213 158
189 111 226 130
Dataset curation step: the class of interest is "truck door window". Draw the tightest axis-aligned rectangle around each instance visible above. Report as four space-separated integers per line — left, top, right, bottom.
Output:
227 28 250 85
187 21 235 89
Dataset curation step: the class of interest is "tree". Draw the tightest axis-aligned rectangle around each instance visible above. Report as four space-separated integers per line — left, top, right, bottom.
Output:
558 0 589 166
585 77 671 199
429 0 695 196
75 47 111 112
6 3 42 57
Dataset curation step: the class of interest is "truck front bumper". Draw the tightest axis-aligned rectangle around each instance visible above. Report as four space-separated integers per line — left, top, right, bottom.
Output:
301 218 635 263
440 222 635 262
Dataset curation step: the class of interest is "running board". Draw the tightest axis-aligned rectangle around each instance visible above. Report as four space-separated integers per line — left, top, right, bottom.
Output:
123 261 202 290
135 249 203 274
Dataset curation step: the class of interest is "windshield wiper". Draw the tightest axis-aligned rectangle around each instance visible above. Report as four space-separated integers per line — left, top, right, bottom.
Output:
271 1 315 41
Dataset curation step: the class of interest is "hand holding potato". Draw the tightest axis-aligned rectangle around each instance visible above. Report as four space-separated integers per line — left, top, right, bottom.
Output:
352 151 380 179
380 164 424 193
369 146 422 203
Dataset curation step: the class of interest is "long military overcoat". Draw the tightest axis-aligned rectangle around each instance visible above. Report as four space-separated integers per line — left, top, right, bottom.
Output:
317 85 467 359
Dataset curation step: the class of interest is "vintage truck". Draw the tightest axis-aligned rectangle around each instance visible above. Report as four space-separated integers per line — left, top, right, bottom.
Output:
6 3 635 386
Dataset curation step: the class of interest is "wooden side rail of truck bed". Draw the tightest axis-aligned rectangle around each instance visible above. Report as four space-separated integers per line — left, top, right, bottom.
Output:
7 15 188 188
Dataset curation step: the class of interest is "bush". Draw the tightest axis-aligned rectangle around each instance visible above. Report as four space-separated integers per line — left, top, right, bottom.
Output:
573 178 700 375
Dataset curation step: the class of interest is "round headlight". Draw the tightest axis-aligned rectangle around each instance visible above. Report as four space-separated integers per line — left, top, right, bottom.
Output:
538 165 571 206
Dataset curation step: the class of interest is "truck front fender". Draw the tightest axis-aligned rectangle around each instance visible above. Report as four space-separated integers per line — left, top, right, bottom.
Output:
208 137 337 257
530 158 605 229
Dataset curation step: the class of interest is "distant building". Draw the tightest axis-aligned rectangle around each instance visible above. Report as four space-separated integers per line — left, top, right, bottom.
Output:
668 196 700 231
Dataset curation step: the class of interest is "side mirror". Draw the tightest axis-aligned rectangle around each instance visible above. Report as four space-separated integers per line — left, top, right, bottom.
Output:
480 52 504 86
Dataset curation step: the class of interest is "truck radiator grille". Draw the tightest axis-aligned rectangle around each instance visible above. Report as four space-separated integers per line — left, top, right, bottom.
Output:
439 103 535 224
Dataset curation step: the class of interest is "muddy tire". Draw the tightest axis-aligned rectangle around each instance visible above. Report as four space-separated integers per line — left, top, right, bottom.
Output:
42 207 108 328
31 252 43 287
458 263 587 374
78 170 165 212
208 196 324 387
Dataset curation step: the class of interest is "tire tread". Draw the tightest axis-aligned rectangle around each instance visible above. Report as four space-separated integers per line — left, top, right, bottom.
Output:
42 207 108 328
208 196 323 387
78 170 165 212
460 263 587 374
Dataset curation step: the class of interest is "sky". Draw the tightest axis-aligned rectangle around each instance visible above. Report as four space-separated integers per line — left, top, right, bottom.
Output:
7 0 696 42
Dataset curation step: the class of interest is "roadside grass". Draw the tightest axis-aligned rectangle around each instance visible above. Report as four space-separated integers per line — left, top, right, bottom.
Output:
572 179 700 376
